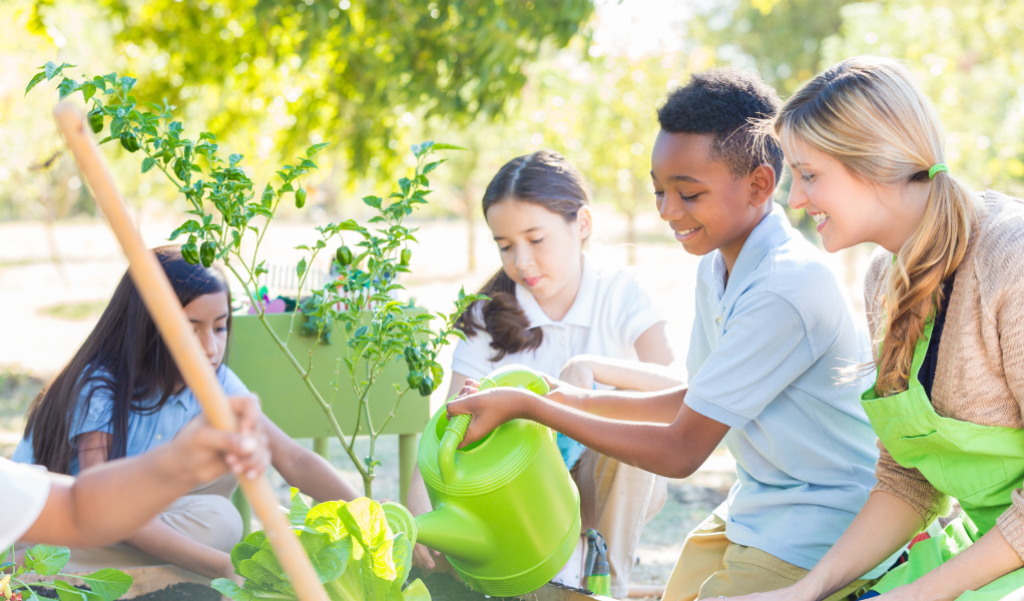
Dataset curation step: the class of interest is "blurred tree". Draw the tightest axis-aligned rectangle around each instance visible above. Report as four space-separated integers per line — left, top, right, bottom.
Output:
821 0 1024 197
520 54 681 264
31 0 595 182
686 0 856 97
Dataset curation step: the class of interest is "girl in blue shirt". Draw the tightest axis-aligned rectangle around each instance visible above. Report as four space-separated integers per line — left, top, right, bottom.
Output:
15 245 358 583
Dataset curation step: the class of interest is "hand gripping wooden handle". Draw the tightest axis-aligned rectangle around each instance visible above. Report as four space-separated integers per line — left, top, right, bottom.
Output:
53 103 329 601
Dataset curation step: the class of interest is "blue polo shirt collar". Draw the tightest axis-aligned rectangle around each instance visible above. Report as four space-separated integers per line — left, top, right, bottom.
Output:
700 204 791 308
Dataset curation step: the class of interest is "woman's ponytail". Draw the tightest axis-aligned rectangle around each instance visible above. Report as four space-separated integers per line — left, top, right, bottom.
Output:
877 170 976 394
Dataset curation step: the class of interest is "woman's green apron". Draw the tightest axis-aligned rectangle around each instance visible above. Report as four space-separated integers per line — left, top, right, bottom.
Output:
861 318 1024 598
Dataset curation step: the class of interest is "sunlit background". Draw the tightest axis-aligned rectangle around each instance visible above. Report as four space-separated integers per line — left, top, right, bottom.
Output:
3 0 1023 586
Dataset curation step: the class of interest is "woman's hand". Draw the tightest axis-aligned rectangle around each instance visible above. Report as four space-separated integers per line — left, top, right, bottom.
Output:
171 394 270 485
445 384 536 447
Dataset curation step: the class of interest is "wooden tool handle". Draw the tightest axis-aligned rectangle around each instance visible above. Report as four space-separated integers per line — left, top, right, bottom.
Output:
53 103 329 601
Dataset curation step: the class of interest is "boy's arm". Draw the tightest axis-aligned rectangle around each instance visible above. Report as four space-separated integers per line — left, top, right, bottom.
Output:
21 395 267 548
447 386 728 478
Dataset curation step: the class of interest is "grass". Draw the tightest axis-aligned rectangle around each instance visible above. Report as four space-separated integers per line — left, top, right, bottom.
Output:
0 367 45 458
38 300 108 321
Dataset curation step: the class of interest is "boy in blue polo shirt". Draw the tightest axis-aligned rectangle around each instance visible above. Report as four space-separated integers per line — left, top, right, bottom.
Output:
445 68 896 600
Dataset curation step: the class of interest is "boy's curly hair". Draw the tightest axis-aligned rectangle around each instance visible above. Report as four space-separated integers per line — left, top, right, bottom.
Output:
658 68 783 179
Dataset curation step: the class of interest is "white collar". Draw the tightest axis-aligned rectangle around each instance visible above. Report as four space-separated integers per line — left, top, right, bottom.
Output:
514 254 596 329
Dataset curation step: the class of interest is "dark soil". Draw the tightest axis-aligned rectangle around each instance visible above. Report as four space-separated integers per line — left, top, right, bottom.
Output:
409 567 520 601
28 582 219 601
130 583 220 601
407 567 598 601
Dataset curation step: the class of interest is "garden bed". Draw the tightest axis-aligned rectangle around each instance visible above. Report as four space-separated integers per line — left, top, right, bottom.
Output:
25 566 615 601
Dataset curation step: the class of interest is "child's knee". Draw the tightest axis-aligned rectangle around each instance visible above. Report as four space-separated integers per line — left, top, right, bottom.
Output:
161 494 244 552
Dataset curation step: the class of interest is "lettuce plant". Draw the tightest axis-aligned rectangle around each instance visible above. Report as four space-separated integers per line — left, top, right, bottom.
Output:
0 545 132 601
29 63 483 497
211 490 429 601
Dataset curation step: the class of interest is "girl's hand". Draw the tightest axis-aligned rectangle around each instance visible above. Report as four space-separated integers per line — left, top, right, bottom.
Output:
446 387 534 447
558 357 595 390
171 394 270 485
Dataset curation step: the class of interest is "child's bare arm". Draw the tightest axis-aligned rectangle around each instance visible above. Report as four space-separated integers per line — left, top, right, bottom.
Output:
21 395 268 548
560 355 684 393
447 385 728 478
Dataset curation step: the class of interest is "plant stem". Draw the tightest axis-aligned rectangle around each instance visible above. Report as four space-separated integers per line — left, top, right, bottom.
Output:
224 262 368 484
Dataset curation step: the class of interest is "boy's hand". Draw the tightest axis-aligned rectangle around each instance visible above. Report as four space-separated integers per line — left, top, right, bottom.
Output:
445 387 533 447
171 394 270 485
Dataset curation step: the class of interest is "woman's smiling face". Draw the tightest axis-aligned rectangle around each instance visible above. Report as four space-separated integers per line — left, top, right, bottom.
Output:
784 135 890 252
485 198 591 304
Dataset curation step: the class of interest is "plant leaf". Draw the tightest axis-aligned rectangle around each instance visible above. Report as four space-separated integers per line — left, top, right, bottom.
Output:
239 555 287 592
402 579 431 601
304 501 349 539
428 143 466 151
25 72 46 95
296 257 307 279
211 579 255 601
389 534 412 593
338 498 391 553
299 531 351 584
289 488 311 527
230 531 266 574
141 157 156 173
51 580 89 601
359 553 390 601
25 545 70 576
74 568 133 601
57 78 80 101
306 143 330 157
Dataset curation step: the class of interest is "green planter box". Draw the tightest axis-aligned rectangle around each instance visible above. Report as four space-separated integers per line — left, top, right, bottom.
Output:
226 313 428 510
227 313 429 438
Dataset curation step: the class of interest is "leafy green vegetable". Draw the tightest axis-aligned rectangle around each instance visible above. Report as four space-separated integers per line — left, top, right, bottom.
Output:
212 490 430 601
3 544 131 601
24 545 69 576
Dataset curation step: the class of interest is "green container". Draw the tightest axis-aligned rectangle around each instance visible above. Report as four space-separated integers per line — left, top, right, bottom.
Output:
414 365 581 596
226 313 429 438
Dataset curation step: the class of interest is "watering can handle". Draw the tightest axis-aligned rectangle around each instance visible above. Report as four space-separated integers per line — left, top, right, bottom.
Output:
439 413 472 485
437 367 549 486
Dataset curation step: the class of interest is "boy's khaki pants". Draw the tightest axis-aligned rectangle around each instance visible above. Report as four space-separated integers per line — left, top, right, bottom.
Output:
573 449 668 599
664 513 877 601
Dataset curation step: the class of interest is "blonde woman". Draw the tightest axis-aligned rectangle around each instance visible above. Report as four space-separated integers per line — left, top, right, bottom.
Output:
731 57 1024 600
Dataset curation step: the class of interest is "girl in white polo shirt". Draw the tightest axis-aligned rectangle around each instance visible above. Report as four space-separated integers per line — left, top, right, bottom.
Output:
409 150 677 597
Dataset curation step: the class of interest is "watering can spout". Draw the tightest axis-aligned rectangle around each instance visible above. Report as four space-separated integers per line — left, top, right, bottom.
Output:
414 504 492 565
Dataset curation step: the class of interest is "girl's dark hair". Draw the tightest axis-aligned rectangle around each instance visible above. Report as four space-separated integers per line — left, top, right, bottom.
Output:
456 150 589 360
24 245 232 474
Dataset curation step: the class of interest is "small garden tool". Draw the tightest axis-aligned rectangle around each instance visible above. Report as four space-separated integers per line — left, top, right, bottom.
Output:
584 529 611 597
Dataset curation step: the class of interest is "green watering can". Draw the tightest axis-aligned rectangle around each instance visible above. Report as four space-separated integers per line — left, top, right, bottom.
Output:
387 365 581 596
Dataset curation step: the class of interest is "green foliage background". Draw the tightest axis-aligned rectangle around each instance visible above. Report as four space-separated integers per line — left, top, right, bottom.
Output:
5 0 1024 244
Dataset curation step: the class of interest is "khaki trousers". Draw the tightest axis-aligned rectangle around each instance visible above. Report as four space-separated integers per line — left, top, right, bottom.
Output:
573 449 668 599
63 474 242 573
664 514 876 601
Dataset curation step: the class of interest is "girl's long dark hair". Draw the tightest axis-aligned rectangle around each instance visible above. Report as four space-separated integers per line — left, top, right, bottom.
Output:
456 150 590 360
24 245 231 474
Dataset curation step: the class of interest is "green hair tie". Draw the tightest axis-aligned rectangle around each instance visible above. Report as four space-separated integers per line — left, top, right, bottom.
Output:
928 163 949 179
